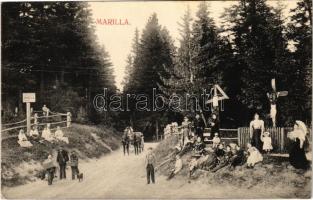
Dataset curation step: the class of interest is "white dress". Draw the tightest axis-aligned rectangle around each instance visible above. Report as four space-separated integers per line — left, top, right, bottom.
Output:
212 136 221 148
262 137 273 151
55 130 69 144
17 133 33 147
42 129 54 141
247 147 263 165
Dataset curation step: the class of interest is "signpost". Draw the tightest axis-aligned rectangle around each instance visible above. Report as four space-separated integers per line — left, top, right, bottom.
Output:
23 93 36 135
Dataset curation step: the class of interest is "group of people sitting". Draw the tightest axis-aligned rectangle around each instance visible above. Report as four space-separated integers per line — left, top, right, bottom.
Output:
165 113 310 180
122 126 145 156
17 124 69 148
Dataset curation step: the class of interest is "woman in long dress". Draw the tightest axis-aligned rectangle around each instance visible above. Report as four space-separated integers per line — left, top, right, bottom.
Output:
249 113 264 152
288 121 309 170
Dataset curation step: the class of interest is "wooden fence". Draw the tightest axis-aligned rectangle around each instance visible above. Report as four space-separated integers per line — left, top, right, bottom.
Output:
238 127 311 153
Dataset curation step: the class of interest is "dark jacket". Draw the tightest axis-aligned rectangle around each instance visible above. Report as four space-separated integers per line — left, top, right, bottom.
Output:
57 149 69 165
194 118 205 129
209 118 219 134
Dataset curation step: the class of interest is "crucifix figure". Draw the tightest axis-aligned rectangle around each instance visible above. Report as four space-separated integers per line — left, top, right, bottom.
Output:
266 78 288 127
206 84 229 121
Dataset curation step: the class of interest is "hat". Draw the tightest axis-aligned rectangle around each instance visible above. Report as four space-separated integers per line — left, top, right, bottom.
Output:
264 131 270 136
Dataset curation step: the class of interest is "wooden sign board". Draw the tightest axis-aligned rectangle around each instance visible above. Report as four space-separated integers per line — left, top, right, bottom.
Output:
23 93 36 103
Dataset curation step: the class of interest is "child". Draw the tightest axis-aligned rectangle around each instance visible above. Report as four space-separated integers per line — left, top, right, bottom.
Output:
69 151 80 180
212 133 221 148
168 155 183 180
145 147 156 184
246 143 263 168
262 132 273 153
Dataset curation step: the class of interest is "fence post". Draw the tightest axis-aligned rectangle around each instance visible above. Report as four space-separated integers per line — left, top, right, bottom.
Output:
281 127 284 152
34 113 38 125
67 112 71 127
237 128 240 146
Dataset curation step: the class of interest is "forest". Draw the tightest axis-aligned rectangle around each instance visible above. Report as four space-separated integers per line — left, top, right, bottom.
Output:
2 0 312 139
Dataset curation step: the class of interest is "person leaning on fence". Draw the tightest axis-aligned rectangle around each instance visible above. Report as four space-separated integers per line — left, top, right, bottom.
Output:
57 147 69 180
42 104 50 117
145 147 156 184
69 151 80 180
17 129 33 148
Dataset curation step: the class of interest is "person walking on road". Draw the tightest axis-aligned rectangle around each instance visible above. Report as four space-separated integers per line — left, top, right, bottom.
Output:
57 147 69 180
69 151 80 180
43 154 56 185
122 128 130 155
134 133 139 155
145 147 156 184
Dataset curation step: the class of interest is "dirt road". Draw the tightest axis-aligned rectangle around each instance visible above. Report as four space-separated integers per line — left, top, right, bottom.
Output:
2 143 304 199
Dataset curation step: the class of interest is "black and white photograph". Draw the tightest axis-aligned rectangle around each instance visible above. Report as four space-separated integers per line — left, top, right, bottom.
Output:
1 0 312 198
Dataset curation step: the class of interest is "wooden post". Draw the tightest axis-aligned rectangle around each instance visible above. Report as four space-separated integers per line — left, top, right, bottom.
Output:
67 112 71 128
237 128 240 146
26 102 31 135
281 127 284 152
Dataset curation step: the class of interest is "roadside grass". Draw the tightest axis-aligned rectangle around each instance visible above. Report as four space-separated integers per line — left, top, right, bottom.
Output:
1 123 121 187
153 136 312 198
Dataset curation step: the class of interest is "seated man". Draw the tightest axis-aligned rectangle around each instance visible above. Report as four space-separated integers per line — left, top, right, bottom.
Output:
42 124 55 142
29 126 40 140
55 126 69 144
167 155 183 180
17 129 33 147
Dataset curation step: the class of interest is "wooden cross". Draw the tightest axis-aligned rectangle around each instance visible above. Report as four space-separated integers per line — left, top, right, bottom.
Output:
267 78 288 127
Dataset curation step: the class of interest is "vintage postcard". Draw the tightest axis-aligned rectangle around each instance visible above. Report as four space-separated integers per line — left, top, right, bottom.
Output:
1 0 312 199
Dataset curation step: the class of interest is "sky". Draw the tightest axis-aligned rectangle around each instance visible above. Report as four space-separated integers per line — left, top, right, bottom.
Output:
89 1 298 90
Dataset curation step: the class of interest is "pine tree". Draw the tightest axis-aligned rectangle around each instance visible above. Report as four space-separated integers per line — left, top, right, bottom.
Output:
224 0 290 125
285 0 312 123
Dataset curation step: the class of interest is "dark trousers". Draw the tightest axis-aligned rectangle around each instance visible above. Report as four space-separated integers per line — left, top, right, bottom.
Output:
71 166 79 180
146 164 155 184
134 142 139 155
47 167 56 185
123 142 129 155
59 164 67 179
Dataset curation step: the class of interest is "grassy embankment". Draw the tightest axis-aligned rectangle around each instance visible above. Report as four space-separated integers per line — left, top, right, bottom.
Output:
1 123 121 187
153 135 312 198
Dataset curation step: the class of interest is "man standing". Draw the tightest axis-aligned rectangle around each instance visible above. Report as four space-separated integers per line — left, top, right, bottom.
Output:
57 147 69 180
194 114 205 139
208 114 219 139
145 147 156 184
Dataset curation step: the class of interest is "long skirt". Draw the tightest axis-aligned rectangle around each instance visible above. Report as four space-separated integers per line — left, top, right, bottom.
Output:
251 129 263 152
